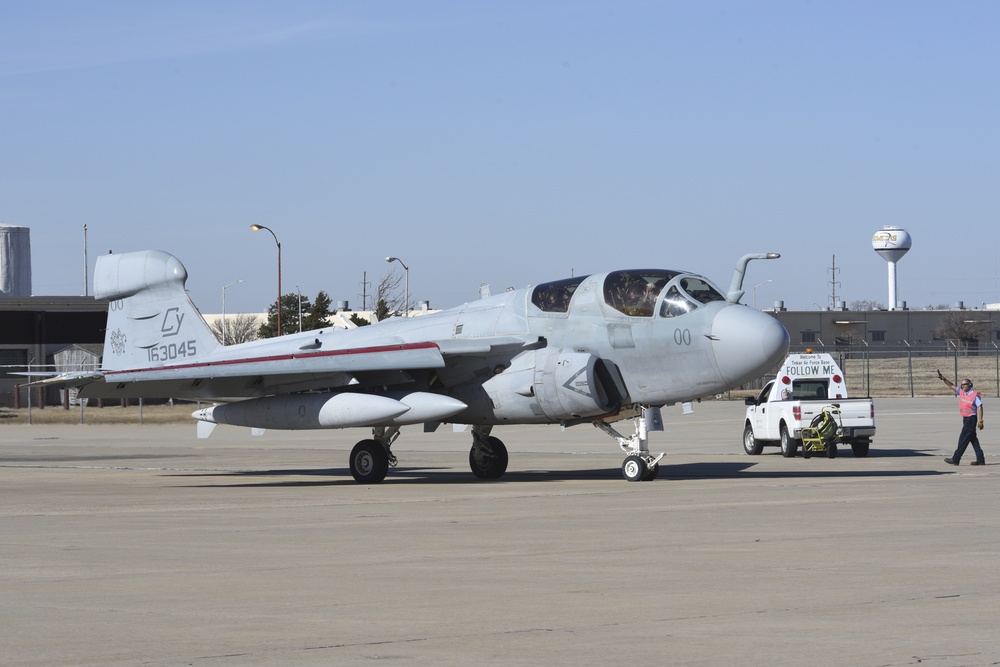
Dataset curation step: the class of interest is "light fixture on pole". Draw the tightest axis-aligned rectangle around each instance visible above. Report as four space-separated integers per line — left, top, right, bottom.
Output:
222 279 244 344
752 279 773 309
385 256 409 317
251 224 282 335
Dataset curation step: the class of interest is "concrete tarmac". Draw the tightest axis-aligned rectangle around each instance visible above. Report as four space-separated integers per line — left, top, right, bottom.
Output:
1 397 997 666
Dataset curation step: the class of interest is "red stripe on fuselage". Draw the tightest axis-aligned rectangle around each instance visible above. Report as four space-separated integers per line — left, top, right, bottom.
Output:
103 341 441 378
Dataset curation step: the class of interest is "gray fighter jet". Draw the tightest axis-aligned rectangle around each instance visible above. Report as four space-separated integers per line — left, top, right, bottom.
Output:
40 250 788 482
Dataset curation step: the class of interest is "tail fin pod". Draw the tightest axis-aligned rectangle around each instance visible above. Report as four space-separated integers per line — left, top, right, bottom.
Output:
95 250 220 372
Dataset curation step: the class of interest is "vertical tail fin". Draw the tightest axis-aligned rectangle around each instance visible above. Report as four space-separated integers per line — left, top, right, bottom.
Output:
94 250 220 371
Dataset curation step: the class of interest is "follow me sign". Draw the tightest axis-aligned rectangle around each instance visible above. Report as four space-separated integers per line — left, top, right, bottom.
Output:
785 363 836 376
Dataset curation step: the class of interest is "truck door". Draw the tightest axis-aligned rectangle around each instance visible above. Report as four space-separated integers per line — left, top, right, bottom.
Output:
752 381 776 440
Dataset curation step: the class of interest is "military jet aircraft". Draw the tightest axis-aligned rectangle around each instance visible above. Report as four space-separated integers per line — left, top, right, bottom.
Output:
34 249 788 482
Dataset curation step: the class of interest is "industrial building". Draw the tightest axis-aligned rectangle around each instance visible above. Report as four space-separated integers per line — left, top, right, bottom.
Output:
768 303 1000 355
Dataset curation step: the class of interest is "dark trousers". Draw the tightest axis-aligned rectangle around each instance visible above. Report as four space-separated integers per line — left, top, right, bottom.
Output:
953 415 985 463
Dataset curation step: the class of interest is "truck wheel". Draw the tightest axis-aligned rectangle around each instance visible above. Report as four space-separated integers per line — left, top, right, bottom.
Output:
780 425 798 458
743 423 763 455
850 440 870 457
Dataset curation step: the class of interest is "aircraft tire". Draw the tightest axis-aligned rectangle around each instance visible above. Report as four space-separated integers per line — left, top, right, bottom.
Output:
350 440 389 484
622 455 646 482
642 462 660 481
470 436 508 479
743 423 763 455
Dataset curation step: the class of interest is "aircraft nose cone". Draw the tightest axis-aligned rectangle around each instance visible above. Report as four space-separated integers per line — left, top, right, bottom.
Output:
711 305 789 386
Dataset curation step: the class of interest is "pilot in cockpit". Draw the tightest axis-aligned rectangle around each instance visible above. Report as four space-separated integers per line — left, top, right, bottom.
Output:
646 279 667 306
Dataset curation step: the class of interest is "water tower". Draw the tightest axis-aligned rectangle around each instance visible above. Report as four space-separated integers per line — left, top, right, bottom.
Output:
871 226 911 310
0 224 32 297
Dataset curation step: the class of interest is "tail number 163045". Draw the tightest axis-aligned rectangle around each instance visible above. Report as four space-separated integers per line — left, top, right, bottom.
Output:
148 340 198 362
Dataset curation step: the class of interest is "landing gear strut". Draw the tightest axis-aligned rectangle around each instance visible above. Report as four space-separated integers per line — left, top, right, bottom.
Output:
594 407 664 482
348 426 400 484
469 425 508 479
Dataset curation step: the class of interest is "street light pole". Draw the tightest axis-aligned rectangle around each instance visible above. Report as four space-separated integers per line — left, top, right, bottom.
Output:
385 256 409 317
83 224 89 297
222 279 244 344
296 285 304 333
753 279 773 309
251 224 282 335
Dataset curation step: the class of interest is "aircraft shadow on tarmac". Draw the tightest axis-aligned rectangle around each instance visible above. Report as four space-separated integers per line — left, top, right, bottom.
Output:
2 453 197 464
167 449 948 488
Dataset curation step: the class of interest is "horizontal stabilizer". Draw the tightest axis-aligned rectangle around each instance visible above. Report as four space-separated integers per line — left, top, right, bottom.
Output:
14 371 104 389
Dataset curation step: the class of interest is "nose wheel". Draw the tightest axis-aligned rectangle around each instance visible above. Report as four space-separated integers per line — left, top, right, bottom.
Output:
596 407 665 482
622 454 661 481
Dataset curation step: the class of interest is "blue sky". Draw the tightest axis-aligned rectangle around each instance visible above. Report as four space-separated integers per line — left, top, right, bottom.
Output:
3 1 998 315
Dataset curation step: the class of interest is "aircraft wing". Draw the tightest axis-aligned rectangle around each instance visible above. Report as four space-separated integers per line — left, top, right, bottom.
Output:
435 335 542 356
74 334 542 400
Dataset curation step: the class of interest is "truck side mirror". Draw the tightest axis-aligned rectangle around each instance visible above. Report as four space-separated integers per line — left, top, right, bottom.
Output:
744 397 756 406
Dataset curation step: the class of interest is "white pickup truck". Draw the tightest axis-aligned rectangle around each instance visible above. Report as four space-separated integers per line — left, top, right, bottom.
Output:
742 353 876 458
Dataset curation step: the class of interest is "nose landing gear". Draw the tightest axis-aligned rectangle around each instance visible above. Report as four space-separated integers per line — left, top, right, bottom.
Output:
594 407 665 482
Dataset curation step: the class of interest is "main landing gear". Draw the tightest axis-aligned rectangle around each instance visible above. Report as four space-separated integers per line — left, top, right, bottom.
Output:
349 426 400 483
469 425 509 479
347 413 661 484
348 424 510 483
593 408 664 482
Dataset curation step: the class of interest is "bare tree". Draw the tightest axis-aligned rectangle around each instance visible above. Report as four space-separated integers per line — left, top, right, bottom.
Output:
849 299 884 311
211 313 262 345
933 313 990 350
374 270 405 321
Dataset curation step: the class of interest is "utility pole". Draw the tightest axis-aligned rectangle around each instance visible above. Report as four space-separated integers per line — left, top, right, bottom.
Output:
359 272 370 311
828 254 841 308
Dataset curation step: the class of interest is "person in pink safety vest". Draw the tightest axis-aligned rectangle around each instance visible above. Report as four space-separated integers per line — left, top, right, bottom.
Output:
938 370 986 465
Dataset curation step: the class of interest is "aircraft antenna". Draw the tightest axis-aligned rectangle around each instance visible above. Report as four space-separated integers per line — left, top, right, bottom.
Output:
727 252 780 303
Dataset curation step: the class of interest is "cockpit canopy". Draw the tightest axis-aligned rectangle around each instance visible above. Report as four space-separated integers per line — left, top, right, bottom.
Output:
604 270 726 317
603 270 677 317
531 276 588 313
530 270 728 317
658 276 728 318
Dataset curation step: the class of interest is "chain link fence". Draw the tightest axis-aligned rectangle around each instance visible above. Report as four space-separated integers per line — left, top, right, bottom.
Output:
750 343 1000 398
